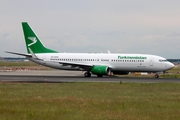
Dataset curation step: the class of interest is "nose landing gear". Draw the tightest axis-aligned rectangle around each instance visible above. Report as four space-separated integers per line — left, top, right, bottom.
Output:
155 74 159 78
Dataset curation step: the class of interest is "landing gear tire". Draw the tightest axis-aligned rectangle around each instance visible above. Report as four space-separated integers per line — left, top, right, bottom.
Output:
97 74 103 77
155 74 159 78
84 72 91 77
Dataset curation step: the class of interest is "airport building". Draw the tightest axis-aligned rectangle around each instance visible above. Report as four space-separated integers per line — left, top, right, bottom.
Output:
168 59 180 64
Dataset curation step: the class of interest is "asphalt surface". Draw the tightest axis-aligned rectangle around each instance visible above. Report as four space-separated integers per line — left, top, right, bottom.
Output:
0 70 180 83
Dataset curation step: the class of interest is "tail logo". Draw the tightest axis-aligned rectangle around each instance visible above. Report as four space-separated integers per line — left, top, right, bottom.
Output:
28 37 37 46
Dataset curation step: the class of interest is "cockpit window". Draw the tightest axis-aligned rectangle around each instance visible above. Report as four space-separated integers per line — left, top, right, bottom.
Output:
159 59 168 62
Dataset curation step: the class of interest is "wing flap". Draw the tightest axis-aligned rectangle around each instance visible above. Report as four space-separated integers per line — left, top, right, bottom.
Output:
59 61 93 70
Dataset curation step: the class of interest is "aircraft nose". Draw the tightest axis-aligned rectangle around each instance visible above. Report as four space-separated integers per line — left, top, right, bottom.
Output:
167 62 174 69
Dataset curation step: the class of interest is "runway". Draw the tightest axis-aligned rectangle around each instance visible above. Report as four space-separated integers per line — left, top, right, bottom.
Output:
0 70 180 83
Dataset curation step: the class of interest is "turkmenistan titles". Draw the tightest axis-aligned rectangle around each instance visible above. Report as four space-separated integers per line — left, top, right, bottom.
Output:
118 56 147 59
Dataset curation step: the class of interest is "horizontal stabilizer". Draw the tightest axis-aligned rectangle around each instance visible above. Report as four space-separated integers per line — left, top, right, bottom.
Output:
5 51 32 57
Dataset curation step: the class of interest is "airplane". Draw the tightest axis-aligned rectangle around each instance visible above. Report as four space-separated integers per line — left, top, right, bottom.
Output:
6 22 174 78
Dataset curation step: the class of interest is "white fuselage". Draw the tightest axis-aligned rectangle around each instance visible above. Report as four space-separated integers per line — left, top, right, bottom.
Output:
27 53 174 73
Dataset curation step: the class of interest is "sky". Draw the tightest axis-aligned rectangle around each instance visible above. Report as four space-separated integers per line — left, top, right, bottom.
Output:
1 0 180 58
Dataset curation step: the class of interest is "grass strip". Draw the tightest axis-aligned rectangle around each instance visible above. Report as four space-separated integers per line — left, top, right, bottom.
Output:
0 82 179 120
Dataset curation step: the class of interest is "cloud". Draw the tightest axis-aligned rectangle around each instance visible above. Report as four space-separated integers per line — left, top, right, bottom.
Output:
0 0 180 58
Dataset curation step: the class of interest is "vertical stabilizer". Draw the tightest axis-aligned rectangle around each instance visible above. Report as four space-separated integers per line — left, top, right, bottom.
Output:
22 22 58 54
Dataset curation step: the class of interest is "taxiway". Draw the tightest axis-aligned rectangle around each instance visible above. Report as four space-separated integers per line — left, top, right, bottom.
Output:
0 70 179 83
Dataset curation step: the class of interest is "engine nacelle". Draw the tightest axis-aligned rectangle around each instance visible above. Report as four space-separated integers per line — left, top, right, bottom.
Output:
91 66 110 75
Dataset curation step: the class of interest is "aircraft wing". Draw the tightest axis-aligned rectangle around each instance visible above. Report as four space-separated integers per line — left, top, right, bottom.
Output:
59 61 93 70
5 51 32 57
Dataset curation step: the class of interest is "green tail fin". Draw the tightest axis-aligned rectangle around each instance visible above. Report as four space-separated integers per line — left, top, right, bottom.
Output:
22 22 58 54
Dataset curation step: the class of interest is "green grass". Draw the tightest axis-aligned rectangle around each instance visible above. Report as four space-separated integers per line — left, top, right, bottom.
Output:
167 66 180 73
0 82 180 120
160 66 180 78
161 74 180 78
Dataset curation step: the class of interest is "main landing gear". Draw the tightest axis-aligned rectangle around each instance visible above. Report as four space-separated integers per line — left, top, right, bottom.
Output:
84 71 91 77
155 74 159 78
97 74 103 77
84 71 103 77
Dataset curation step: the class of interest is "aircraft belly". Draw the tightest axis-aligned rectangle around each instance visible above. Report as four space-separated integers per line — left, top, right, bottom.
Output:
113 63 160 72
